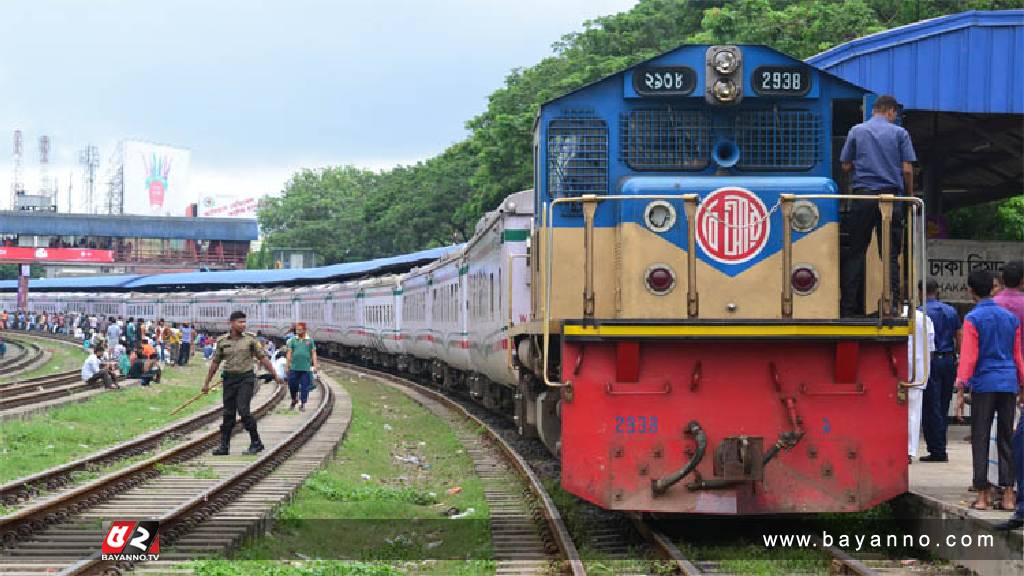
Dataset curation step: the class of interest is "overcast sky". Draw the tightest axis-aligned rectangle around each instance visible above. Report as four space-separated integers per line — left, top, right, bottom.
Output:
0 0 637 211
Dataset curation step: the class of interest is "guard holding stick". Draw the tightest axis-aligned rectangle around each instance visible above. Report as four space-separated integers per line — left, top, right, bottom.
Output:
203 310 286 455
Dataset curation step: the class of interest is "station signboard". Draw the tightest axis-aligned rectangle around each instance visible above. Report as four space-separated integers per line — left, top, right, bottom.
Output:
0 247 115 263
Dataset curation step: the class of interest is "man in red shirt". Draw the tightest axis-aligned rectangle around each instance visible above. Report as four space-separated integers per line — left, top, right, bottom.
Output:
994 261 1024 326
955 269 1024 512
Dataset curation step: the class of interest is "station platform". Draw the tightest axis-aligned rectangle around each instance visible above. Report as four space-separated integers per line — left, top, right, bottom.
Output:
907 424 1023 576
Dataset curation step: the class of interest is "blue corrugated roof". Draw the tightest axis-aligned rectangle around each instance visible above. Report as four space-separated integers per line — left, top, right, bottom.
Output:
0 244 464 292
0 211 258 241
807 10 1024 113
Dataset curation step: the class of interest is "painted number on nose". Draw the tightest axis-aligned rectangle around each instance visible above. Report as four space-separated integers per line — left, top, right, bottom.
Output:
614 415 659 434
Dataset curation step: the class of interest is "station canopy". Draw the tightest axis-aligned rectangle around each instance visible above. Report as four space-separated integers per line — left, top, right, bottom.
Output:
0 211 258 241
0 244 463 292
807 10 1023 211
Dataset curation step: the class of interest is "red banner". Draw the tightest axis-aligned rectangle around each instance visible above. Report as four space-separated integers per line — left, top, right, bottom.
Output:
0 247 115 263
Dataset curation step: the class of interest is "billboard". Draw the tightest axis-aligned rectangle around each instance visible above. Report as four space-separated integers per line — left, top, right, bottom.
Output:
198 194 259 219
122 141 193 217
0 247 115 263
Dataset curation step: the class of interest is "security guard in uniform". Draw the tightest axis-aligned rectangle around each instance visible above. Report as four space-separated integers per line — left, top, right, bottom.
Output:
203 310 286 455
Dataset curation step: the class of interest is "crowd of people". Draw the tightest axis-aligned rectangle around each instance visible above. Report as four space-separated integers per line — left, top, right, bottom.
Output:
908 260 1024 531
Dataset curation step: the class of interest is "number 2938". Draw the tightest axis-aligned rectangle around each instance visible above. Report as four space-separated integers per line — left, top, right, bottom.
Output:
614 415 659 434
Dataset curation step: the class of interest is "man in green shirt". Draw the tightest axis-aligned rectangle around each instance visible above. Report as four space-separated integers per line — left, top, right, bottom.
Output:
286 321 319 411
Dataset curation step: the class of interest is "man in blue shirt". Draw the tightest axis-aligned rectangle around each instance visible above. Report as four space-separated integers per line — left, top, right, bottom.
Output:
920 279 961 462
838 95 917 316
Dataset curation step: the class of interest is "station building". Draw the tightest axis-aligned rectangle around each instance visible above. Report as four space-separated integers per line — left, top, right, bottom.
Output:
807 9 1024 304
0 211 258 276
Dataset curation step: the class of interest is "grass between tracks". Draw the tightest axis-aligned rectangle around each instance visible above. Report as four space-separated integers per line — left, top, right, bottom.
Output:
0 336 88 383
0 360 218 486
190 368 494 576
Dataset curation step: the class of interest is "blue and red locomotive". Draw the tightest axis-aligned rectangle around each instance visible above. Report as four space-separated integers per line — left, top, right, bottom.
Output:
10 44 927 515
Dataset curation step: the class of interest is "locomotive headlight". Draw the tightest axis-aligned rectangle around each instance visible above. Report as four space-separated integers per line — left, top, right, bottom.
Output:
791 264 820 295
645 264 676 295
713 49 738 74
643 201 676 233
790 200 820 232
712 79 738 102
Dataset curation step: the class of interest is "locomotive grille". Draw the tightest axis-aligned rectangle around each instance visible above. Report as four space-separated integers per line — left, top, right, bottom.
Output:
734 109 820 170
548 115 608 214
619 110 710 170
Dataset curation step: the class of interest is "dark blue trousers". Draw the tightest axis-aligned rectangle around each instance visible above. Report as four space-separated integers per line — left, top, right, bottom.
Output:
922 355 956 457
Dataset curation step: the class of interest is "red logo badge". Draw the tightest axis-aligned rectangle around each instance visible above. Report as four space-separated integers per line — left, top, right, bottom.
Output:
696 187 770 264
102 520 160 560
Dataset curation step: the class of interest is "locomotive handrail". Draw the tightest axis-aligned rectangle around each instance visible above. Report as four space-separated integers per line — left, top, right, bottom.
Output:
543 192 928 389
542 193 700 387
780 193 929 387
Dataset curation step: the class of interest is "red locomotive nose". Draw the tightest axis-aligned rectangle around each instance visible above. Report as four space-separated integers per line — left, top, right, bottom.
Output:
646 267 674 293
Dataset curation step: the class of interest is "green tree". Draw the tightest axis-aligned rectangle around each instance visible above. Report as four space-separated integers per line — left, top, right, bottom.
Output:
947 197 1024 241
257 0 1024 262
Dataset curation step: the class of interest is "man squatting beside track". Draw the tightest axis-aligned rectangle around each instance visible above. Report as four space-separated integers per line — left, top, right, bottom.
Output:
202 311 286 456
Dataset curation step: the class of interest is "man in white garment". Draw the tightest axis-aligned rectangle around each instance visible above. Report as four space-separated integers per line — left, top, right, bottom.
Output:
907 306 935 464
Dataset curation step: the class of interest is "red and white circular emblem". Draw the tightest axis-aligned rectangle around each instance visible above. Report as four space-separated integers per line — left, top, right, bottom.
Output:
696 187 770 264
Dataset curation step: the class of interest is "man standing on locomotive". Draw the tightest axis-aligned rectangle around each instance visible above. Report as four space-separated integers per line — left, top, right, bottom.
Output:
839 94 916 317
202 311 286 456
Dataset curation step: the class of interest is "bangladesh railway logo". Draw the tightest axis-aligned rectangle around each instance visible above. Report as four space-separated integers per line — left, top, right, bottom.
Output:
101 520 160 561
696 187 770 265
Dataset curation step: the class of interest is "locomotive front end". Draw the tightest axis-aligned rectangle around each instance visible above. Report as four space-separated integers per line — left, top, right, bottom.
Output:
520 44 926 514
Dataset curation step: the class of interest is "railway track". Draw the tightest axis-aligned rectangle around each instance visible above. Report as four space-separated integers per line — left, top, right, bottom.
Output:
0 375 348 575
324 360 964 576
0 338 45 377
0 372 88 412
0 340 30 370
323 360 587 576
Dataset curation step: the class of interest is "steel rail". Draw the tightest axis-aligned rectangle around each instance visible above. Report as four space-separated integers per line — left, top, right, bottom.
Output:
0 382 286 549
59 379 333 576
0 386 233 507
322 359 587 576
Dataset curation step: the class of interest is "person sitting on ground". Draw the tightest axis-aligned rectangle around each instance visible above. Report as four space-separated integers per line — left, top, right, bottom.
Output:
82 346 117 389
955 269 1024 512
259 350 289 383
129 345 162 386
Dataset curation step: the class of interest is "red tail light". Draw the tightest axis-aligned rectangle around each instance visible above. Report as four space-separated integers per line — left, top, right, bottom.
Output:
791 265 819 295
645 265 676 294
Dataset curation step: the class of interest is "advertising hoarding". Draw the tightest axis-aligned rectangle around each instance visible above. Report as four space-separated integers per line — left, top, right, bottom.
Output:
0 247 115 263
122 141 193 216
198 194 259 219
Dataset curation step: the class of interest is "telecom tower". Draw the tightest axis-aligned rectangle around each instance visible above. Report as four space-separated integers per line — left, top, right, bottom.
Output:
39 135 52 205
11 130 24 209
104 142 124 214
79 145 100 213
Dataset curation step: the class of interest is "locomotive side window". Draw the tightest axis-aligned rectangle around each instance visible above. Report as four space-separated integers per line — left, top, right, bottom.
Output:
547 116 608 212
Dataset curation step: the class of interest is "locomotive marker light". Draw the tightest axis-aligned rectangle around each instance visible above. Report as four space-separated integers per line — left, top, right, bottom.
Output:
789 200 820 232
644 264 676 295
643 201 676 233
791 264 820 295
705 45 742 105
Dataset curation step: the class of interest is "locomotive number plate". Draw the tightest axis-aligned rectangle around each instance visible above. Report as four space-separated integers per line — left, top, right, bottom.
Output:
752 66 810 96
614 415 659 434
633 66 696 96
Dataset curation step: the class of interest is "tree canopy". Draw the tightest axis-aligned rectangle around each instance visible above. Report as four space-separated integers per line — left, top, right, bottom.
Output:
257 0 1023 266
